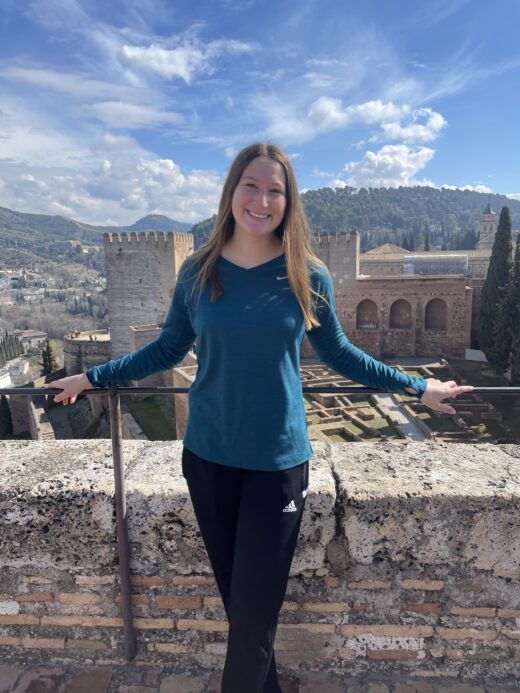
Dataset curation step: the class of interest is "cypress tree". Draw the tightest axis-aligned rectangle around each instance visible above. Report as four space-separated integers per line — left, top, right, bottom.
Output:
510 234 520 385
424 223 430 251
0 395 13 438
478 206 513 371
39 339 58 377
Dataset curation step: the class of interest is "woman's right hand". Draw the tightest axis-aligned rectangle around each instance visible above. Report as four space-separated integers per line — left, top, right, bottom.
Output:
46 373 94 405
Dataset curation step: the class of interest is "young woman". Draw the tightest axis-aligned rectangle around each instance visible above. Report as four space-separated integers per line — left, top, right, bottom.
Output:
50 143 472 693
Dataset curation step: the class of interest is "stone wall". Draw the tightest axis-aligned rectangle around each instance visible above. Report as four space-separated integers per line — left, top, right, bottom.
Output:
0 440 519 684
63 332 111 376
104 232 194 359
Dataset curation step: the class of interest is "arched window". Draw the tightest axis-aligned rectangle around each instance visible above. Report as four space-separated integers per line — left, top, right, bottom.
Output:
425 299 447 330
389 299 412 329
356 299 378 330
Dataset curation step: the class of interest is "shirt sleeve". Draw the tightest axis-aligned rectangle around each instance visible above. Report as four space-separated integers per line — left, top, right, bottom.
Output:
86 262 197 386
305 265 427 399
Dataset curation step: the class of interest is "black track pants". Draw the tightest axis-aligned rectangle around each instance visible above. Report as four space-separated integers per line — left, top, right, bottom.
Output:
181 446 309 693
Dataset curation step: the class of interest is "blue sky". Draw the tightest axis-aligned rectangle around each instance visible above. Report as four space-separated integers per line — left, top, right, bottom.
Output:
0 0 519 225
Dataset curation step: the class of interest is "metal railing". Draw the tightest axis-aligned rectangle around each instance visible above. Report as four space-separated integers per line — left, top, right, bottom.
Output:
1 382 519 660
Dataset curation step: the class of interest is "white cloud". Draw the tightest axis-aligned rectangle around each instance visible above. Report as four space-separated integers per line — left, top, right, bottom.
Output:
0 65 137 101
442 183 492 193
0 148 223 225
375 108 447 144
0 102 223 224
89 101 182 129
340 144 435 188
308 98 410 131
91 133 141 151
118 38 254 83
507 193 520 201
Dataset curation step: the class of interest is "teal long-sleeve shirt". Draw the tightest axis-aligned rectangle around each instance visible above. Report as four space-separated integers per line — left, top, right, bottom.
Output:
86 254 427 470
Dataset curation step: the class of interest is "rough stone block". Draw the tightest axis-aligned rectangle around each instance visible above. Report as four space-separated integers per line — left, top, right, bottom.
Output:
12 667 64 693
134 618 174 629
405 603 441 615
0 614 38 625
0 666 20 693
401 580 445 591
436 627 497 640
15 592 54 602
393 683 433 693
450 606 495 617
41 615 122 627
302 601 349 612
341 624 433 637
66 639 107 650
172 576 214 586
0 601 20 615
21 637 65 649
75 576 115 585
367 649 419 659
347 580 392 589
59 593 100 605
62 669 112 693
176 619 228 632
156 595 201 610
159 674 206 693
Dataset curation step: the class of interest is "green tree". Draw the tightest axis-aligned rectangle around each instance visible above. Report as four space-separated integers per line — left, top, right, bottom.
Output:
0 395 13 438
39 339 58 377
510 234 520 385
424 223 430 251
478 207 513 372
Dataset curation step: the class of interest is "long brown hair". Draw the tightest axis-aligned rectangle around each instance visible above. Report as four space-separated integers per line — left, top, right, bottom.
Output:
185 142 328 330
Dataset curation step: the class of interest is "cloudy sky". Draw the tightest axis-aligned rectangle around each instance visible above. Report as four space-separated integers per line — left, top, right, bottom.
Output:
0 0 519 225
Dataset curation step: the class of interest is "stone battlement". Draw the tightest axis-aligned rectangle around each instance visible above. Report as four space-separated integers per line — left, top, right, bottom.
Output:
104 231 193 245
316 231 357 243
0 440 519 684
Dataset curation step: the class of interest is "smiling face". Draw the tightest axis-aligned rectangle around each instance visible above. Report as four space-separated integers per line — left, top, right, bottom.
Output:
231 156 287 241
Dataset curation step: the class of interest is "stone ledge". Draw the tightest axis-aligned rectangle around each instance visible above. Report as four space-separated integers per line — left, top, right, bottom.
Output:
1 441 519 577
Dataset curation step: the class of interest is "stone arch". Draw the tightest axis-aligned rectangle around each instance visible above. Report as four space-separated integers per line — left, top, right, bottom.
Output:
425 298 447 330
356 299 378 330
389 299 412 329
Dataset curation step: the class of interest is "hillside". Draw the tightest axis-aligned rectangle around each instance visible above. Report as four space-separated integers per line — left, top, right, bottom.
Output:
124 214 192 233
0 208 193 272
1 186 519 269
301 186 520 235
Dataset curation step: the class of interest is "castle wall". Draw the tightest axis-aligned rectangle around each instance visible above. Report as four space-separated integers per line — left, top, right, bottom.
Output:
172 363 197 440
63 331 111 376
128 325 173 390
337 277 472 359
103 232 194 359
312 231 359 288
1 440 519 683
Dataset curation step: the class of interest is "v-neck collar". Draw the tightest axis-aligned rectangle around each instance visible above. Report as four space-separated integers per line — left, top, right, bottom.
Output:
218 252 285 272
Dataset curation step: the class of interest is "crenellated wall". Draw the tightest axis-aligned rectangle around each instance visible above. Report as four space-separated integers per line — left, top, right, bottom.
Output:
1 440 519 685
103 232 194 359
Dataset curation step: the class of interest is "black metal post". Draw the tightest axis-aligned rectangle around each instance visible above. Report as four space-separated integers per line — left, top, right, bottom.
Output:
108 382 136 661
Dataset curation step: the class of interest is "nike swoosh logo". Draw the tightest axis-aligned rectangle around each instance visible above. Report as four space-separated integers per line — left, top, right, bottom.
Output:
276 276 288 280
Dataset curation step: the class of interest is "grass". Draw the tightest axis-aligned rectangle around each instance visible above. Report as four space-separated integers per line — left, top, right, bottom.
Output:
327 429 356 442
126 397 176 441
369 417 398 437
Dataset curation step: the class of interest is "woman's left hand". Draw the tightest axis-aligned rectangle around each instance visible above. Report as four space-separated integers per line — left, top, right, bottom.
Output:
419 378 474 415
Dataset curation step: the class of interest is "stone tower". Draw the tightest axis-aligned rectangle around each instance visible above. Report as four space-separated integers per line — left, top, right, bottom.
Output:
477 201 497 250
104 232 194 359
312 231 359 290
